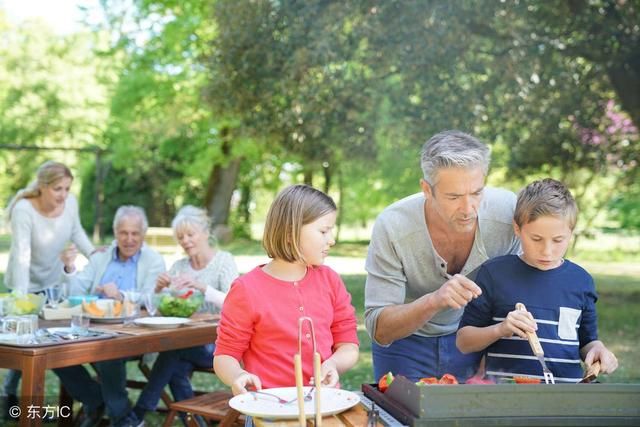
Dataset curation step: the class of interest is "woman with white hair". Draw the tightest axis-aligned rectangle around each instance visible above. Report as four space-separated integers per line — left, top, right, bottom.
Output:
132 205 238 421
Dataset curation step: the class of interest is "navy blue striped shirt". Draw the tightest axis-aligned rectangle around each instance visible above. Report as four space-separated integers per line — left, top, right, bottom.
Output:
459 255 598 383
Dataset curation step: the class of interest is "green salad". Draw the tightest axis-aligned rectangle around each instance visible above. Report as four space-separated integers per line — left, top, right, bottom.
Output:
156 291 204 317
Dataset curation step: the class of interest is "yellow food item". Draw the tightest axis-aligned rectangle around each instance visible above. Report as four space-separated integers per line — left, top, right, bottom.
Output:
83 301 105 317
112 301 123 317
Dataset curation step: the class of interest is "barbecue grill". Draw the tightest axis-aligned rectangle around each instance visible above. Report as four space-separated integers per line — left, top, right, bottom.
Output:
362 375 640 426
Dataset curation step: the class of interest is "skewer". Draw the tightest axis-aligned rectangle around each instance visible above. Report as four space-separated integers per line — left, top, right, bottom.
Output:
296 316 322 426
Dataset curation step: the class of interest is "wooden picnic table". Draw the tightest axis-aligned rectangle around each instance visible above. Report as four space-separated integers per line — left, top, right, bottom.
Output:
0 315 218 427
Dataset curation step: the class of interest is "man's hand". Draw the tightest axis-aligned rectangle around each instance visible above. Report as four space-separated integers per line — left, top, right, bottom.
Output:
95 282 121 300
431 274 482 310
60 244 78 273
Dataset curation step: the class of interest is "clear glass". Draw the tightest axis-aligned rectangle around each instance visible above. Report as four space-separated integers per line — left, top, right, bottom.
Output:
122 292 141 326
142 292 157 317
45 286 62 308
70 314 90 336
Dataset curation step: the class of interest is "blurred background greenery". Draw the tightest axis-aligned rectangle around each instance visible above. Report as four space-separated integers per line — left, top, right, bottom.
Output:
0 0 638 244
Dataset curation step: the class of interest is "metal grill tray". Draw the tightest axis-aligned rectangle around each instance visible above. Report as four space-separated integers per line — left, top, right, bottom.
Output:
363 375 640 426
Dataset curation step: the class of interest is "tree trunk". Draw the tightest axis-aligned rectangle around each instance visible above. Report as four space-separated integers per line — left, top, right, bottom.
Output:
335 168 343 242
303 169 313 186
607 54 640 129
323 163 331 194
204 138 242 243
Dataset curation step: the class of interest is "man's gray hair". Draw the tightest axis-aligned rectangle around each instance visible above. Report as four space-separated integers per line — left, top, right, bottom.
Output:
420 130 491 185
113 205 149 234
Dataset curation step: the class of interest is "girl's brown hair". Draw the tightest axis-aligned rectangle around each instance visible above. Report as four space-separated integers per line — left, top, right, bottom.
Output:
262 184 336 263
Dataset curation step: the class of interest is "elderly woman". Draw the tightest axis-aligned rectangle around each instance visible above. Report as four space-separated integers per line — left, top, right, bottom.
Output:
132 205 238 421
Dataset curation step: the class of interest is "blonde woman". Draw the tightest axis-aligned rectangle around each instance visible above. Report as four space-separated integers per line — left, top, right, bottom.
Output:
2 160 95 419
131 205 238 421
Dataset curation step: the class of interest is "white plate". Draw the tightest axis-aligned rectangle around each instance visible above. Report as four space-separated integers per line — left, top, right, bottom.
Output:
47 327 75 334
229 387 360 419
133 317 191 329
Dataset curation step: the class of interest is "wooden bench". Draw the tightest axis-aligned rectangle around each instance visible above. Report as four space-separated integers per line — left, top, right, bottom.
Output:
145 227 179 252
162 390 243 427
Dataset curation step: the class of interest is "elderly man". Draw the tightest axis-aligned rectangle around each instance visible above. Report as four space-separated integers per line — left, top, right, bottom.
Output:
54 205 165 427
364 130 521 383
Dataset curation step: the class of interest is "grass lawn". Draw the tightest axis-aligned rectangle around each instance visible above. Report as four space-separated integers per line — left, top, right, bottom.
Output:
0 237 638 425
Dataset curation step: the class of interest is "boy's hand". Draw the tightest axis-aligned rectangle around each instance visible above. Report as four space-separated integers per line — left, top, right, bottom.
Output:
584 342 618 374
500 309 537 339
433 274 482 310
232 371 262 395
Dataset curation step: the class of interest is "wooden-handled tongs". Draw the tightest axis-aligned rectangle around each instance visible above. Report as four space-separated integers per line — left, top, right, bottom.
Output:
515 303 555 384
295 316 322 426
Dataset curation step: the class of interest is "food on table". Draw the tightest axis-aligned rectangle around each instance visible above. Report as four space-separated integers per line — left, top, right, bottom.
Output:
82 299 129 317
83 300 106 317
155 289 204 317
6 293 46 315
378 372 395 392
112 301 123 317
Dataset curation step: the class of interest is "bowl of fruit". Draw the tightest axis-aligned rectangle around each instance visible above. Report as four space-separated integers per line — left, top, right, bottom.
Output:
155 288 204 318
5 293 46 315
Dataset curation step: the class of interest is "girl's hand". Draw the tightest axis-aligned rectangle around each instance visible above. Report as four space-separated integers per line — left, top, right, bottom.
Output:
155 273 172 292
60 244 78 273
319 359 340 388
232 371 262 395
500 309 537 339
585 343 618 374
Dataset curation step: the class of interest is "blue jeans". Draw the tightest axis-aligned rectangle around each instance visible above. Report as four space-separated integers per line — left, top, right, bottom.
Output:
3 369 20 396
55 358 132 421
53 366 103 413
372 333 482 383
135 344 215 414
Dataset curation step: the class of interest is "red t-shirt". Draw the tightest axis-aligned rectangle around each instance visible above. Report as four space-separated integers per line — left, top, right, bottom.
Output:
214 264 359 389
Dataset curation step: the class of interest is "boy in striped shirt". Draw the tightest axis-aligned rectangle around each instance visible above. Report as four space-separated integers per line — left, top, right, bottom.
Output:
456 179 618 383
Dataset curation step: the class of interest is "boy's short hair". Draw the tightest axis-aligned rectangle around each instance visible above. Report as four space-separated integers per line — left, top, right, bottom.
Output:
514 178 578 229
263 184 337 263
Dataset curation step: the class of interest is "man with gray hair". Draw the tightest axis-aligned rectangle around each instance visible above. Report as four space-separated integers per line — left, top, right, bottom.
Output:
54 205 165 427
365 130 520 383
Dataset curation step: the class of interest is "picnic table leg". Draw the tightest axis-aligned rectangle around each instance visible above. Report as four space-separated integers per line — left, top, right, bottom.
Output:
20 354 46 427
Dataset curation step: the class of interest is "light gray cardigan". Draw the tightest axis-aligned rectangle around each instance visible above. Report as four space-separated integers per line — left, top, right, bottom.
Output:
64 241 165 295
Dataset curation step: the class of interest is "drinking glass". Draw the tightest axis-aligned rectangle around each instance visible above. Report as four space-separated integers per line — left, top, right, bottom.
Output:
122 292 141 326
70 313 90 336
45 286 63 308
16 316 37 344
142 292 157 317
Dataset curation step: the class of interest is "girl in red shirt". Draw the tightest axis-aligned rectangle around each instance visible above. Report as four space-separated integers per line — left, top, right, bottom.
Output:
214 184 359 394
